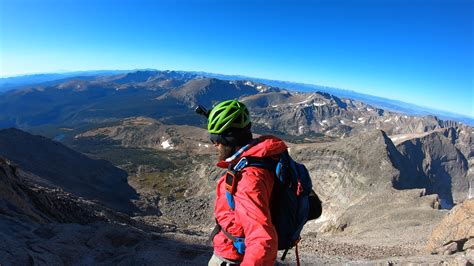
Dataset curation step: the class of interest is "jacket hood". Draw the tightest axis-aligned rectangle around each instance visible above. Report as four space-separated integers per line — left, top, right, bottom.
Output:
216 135 287 168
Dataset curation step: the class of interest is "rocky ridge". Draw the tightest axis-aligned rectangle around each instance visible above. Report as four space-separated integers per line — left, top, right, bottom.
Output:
241 89 467 139
0 128 138 213
0 157 212 265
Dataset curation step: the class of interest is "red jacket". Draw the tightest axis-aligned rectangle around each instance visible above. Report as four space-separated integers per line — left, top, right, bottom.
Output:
213 136 288 266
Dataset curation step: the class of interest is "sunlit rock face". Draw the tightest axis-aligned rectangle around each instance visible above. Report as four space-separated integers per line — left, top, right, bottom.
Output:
289 130 401 220
289 128 470 232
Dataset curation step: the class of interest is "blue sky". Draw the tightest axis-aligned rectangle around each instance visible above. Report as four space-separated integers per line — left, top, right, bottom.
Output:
1 0 473 117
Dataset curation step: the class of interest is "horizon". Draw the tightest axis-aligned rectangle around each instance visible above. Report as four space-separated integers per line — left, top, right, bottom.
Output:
1 0 472 117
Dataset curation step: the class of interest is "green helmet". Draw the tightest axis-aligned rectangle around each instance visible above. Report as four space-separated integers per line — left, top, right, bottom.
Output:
207 100 251 134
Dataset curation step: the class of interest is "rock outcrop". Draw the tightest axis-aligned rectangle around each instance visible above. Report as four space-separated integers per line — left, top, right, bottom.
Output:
427 199 474 256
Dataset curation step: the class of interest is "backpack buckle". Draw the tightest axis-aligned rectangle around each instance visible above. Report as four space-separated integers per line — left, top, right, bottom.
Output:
233 157 248 171
233 237 246 254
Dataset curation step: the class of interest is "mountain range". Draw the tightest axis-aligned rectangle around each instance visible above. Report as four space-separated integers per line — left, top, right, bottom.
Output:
0 70 468 136
1 69 472 125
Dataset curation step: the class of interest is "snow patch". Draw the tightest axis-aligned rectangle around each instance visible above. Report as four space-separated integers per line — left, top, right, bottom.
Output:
322 120 327 123
272 105 278 108
390 135 410 142
384 119 391 123
313 102 326 106
367 108 373 112
161 139 174 149
298 126 305 133
205 144 209 148
296 100 309 105
340 120 345 124
468 180 473 199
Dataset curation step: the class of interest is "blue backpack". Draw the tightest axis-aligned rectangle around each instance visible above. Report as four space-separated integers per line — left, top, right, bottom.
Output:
211 145 322 261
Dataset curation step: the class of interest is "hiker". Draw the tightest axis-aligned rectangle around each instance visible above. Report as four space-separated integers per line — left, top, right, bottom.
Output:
203 100 287 265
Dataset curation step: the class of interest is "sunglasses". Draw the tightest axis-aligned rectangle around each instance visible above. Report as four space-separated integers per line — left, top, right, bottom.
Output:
210 134 224 145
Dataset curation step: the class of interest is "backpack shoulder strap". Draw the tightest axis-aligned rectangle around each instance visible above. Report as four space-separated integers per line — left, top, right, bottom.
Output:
224 155 279 211
244 156 279 171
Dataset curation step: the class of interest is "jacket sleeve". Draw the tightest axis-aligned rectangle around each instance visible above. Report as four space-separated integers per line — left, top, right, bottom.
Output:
234 167 278 266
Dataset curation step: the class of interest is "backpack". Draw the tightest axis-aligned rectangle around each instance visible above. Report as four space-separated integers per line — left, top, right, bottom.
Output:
211 145 323 262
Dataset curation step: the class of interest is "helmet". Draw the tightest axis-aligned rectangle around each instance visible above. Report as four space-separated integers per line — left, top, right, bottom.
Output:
207 100 251 134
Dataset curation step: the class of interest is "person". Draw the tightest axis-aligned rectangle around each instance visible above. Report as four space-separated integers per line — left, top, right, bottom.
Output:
205 99 288 266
